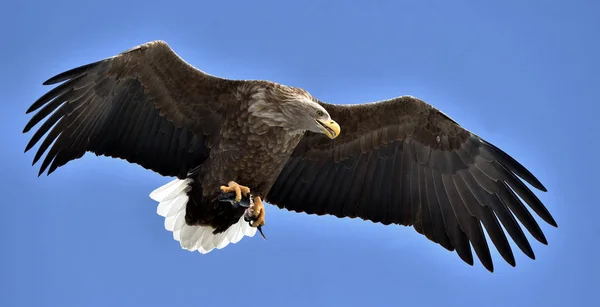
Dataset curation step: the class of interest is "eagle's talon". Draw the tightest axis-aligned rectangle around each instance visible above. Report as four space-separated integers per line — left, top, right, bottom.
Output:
219 181 251 203
256 225 267 240
244 196 266 226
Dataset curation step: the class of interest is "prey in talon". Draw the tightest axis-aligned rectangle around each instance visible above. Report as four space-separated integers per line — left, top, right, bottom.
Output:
218 191 253 209
218 181 267 240
219 181 250 204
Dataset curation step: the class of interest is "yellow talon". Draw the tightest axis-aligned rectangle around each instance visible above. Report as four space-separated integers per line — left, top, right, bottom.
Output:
249 196 265 228
219 181 250 203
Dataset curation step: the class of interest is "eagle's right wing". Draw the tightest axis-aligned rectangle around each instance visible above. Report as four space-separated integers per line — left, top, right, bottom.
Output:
24 40 240 178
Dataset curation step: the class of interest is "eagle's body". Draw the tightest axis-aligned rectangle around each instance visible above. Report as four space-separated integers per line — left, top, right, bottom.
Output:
23 40 558 272
186 83 310 232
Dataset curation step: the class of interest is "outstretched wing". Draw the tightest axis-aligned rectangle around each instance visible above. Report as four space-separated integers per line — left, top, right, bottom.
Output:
23 40 239 178
266 95 557 272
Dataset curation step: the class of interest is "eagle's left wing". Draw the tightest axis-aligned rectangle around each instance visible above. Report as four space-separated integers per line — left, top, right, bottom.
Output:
266 95 557 272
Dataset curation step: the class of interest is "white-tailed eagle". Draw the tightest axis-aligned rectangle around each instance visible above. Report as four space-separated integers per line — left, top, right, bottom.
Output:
23 40 557 272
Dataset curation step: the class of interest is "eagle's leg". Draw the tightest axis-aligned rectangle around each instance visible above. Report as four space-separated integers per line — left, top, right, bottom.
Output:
219 181 251 203
244 196 265 228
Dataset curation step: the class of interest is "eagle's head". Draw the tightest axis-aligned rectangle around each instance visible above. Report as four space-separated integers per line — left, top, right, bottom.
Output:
248 84 341 139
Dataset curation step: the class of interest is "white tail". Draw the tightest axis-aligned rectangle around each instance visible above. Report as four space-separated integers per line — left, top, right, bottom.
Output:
149 178 257 253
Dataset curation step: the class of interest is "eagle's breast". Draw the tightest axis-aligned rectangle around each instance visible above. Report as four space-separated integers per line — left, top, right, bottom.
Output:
201 86 307 198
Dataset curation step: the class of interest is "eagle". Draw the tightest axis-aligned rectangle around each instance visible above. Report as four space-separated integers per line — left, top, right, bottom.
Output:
23 40 557 272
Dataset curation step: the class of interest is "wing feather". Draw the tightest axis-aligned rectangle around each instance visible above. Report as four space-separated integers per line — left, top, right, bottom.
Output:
424 166 453 251
431 169 474 265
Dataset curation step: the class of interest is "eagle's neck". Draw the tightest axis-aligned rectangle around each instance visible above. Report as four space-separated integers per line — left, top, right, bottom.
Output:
245 86 303 133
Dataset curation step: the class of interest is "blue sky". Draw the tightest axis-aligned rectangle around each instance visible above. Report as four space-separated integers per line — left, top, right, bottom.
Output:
2 0 598 306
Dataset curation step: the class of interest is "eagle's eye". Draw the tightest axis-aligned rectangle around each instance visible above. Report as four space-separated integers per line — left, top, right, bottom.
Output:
316 110 324 116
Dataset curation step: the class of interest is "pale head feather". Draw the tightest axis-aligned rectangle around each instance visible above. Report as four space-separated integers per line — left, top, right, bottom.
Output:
248 83 333 134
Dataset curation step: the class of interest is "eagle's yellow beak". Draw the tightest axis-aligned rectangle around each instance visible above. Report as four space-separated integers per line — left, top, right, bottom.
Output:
316 119 341 139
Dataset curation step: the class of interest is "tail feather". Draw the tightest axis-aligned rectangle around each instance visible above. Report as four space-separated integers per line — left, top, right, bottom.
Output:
150 178 257 254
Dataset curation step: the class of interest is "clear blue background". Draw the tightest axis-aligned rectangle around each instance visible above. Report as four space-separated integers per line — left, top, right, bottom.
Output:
2 1 598 306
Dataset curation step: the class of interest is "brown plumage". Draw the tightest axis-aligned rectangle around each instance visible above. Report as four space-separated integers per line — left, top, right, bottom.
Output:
23 40 557 272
